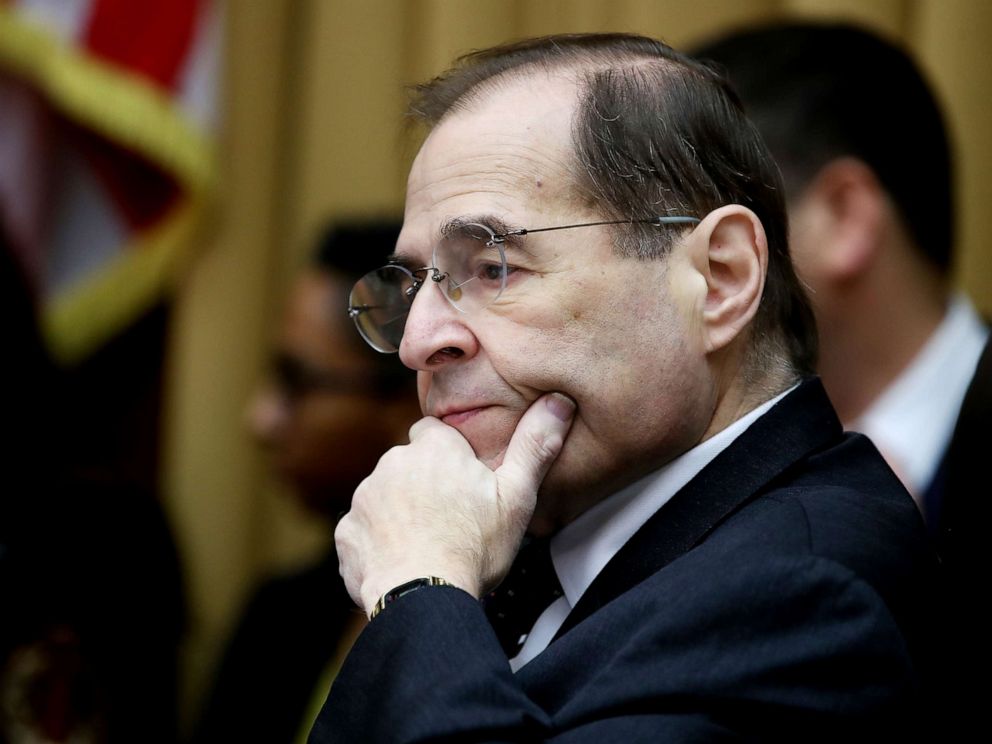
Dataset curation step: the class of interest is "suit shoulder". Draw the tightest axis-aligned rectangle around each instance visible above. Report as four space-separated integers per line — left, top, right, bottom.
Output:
716 489 930 594
720 432 931 571
704 445 939 670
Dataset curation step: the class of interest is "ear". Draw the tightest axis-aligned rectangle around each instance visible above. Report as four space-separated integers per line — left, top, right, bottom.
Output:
688 205 767 354
795 157 886 282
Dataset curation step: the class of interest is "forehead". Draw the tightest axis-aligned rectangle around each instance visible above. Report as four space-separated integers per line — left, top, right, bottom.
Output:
399 72 581 254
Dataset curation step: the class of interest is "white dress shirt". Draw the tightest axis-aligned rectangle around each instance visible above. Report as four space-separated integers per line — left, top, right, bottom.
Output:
510 386 795 671
848 294 988 503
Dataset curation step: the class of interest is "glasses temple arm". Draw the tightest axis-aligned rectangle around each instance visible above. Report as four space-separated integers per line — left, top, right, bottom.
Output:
498 215 700 240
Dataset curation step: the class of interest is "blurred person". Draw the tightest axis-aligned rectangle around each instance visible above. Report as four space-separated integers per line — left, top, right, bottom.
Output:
692 22 989 732
189 221 419 744
309 33 940 742
691 23 990 541
1 234 184 742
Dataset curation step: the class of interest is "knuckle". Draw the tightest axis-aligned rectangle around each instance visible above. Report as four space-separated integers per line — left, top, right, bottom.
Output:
524 427 557 462
333 516 350 544
376 443 407 468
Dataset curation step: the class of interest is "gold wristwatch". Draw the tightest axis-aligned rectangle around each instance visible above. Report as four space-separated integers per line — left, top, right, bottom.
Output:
370 576 452 619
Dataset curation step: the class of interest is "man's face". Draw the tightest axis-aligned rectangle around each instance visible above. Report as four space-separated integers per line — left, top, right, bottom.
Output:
396 73 713 528
249 270 414 517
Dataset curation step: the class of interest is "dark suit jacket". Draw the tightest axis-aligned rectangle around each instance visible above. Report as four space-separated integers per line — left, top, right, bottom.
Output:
931 334 991 736
928 333 991 555
192 550 356 744
923 333 991 538
309 379 940 742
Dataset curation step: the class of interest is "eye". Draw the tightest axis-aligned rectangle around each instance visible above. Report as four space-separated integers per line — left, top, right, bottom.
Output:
477 262 504 282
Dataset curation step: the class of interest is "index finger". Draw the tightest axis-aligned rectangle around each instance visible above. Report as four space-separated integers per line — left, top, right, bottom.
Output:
408 415 444 441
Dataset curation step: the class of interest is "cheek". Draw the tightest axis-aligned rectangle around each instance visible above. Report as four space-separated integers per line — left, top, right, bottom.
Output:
788 201 833 289
485 322 588 402
417 373 431 415
491 281 679 399
535 298 697 445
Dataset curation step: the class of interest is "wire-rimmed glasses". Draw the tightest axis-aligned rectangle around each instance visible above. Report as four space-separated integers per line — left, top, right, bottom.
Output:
347 215 700 353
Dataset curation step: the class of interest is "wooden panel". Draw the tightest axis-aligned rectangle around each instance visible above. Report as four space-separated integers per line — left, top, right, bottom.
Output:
163 0 296 725
914 0 992 314
785 0 909 42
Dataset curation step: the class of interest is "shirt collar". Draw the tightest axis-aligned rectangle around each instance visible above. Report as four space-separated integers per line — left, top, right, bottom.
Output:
550 385 796 610
850 294 988 498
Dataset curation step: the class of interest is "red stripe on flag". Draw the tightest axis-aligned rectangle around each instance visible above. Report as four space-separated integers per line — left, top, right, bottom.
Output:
70 120 180 231
83 0 201 91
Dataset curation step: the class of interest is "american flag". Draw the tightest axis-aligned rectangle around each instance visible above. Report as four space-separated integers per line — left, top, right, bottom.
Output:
0 0 221 362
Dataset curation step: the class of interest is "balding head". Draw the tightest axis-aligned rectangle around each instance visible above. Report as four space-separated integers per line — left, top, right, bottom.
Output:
409 33 817 379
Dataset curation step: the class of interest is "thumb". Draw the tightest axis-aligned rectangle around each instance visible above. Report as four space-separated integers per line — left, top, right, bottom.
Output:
495 392 576 505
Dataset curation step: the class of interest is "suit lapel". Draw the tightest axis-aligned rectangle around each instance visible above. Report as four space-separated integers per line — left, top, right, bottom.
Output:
553 378 842 641
936 333 991 557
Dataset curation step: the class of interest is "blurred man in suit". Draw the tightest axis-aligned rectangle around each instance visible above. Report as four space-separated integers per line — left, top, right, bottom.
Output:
693 22 988 732
191 222 419 744
691 23 989 535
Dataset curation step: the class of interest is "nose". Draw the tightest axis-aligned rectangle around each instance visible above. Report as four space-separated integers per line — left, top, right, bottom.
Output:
246 385 289 447
399 278 479 370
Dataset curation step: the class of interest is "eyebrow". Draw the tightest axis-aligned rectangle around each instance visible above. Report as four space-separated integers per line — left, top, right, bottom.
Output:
386 214 534 267
440 214 514 239
384 251 420 269
443 214 535 254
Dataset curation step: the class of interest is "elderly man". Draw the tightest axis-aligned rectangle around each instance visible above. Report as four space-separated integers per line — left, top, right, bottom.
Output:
311 34 938 742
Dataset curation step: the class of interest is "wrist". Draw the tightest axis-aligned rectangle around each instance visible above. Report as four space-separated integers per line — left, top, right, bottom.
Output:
361 566 481 614
369 576 453 619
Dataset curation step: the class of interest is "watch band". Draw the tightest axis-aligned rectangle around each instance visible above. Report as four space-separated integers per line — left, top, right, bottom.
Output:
370 576 452 619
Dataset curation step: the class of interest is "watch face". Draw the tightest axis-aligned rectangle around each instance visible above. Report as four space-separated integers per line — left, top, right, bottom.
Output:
373 577 450 619
389 578 433 603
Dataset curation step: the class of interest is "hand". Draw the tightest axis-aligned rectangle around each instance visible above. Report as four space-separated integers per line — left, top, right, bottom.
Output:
335 392 576 615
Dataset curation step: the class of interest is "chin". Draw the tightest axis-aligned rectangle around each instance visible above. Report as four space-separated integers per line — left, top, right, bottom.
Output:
450 410 518 468
466 437 509 470
530 441 622 532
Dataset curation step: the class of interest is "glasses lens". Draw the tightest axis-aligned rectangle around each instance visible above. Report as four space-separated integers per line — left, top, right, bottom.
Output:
349 265 416 353
433 223 506 312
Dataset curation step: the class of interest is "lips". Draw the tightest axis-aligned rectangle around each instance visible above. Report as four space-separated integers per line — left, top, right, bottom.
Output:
437 405 492 427
429 398 519 467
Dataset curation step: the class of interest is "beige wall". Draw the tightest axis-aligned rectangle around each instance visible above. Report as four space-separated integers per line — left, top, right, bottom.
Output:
163 0 992 723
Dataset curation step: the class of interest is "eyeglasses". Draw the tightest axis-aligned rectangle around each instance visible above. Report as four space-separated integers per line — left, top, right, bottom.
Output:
347 215 700 353
271 354 393 401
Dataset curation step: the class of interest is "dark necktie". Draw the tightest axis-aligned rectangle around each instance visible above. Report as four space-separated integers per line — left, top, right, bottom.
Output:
484 537 564 657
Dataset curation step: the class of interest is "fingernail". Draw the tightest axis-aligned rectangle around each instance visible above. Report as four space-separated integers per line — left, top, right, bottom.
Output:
545 392 576 422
